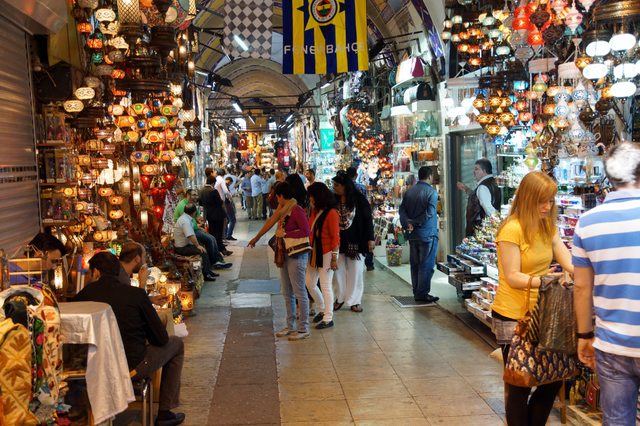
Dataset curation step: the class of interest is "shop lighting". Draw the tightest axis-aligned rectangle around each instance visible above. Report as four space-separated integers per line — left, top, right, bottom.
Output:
247 113 255 124
610 31 636 51
234 35 249 51
286 111 295 122
231 98 244 113
321 82 330 89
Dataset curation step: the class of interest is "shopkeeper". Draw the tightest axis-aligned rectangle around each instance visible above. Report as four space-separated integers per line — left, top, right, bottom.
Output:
457 159 501 236
75 252 186 426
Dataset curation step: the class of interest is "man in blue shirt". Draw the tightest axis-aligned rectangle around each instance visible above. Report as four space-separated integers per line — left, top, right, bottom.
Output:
573 142 640 425
399 166 439 303
240 170 253 216
250 169 265 220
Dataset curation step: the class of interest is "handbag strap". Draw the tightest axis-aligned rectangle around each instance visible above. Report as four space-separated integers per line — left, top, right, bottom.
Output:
524 275 534 313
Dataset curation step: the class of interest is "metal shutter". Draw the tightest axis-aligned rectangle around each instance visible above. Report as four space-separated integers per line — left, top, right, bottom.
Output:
0 15 40 255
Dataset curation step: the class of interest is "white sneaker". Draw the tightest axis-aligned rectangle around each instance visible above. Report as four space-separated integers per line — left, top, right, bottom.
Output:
287 331 310 341
276 328 296 337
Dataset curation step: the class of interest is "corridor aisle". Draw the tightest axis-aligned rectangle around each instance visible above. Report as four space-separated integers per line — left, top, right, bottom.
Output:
115 209 564 426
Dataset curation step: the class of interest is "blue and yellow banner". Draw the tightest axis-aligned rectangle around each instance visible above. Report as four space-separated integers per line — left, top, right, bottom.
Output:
282 0 369 74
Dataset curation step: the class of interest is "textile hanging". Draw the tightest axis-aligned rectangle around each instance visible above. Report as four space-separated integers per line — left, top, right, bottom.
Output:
283 0 369 74
223 0 273 59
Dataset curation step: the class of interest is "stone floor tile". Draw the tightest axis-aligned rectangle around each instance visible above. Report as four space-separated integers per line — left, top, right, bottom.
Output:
402 376 476 397
326 341 383 355
336 365 399 382
279 381 345 401
280 400 352 423
355 419 431 426
347 397 424 421
423 414 505 425
329 352 388 368
448 360 504 377
415 393 496 418
465 374 506 394
479 392 507 416
368 328 429 342
376 338 434 353
393 363 459 380
278 366 339 383
282 422 354 426
341 379 410 399
277 354 335 369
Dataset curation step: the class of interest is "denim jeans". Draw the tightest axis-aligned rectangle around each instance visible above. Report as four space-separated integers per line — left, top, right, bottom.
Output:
225 203 236 238
409 236 438 299
596 349 640 425
281 252 309 333
195 228 224 264
130 336 184 411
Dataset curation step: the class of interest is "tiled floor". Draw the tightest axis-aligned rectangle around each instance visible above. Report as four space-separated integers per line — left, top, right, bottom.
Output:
113 206 565 426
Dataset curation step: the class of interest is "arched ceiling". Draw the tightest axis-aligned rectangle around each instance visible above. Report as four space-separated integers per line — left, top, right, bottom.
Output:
193 0 445 122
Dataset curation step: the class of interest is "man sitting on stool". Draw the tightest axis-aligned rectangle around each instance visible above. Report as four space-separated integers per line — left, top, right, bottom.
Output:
174 203 218 281
75 252 185 426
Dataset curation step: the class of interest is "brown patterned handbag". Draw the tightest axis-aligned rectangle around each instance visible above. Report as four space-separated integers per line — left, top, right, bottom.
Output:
502 277 577 388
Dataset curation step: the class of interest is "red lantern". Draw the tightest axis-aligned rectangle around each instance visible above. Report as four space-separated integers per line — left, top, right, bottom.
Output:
153 205 165 220
140 175 151 190
87 36 103 49
77 22 93 33
150 187 167 206
528 31 545 46
111 69 125 79
163 173 177 190
512 17 530 30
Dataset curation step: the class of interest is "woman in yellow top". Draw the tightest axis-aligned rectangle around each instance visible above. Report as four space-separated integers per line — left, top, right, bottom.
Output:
492 171 573 426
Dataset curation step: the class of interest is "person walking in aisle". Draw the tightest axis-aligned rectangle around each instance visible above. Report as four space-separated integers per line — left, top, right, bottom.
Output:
347 166 375 271
240 170 253 218
304 168 322 189
305 183 340 329
199 176 230 256
251 168 264 220
285 174 310 216
224 177 237 241
214 168 232 240
457 159 501 237
491 171 573 426
248 183 311 340
261 170 270 220
573 143 640 425
331 174 374 313
399 166 440 303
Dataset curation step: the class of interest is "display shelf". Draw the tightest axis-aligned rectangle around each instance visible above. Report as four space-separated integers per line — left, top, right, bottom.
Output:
37 143 75 148
497 152 526 157
40 182 79 187
42 220 78 226
391 76 432 91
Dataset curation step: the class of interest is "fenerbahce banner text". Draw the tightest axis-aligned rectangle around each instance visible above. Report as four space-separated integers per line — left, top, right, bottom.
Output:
282 0 369 74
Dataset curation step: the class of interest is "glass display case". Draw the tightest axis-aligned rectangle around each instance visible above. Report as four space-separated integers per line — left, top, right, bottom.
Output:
309 151 336 185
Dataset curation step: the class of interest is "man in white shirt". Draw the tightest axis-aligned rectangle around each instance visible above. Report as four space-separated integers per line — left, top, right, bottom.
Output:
456 159 501 236
174 204 218 281
225 169 239 193
304 168 322 189
214 169 232 202
250 169 264 220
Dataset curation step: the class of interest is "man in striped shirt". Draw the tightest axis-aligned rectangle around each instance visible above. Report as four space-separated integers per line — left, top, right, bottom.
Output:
573 142 640 425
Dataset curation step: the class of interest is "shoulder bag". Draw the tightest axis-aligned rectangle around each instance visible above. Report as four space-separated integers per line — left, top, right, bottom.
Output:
281 208 312 257
503 277 576 388
380 94 392 120
537 275 578 354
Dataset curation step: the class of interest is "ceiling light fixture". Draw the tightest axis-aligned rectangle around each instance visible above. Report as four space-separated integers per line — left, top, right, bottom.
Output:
231 98 244 112
234 35 249 51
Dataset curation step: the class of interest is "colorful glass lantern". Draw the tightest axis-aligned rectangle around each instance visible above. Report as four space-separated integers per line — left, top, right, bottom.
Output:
123 131 140 143
487 124 502 135
519 112 534 122
75 87 95 100
95 128 112 139
164 128 179 142
100 144 116 155
488 96 502 108
142 164 159 175
131 151 150 163
131 103 150 116
99 187 114 197
90 52 104 64
133 190 141 207
150 116 168 128
111 69 125 79
78 188 92 199
468 57 482 66
86 139 99 151
543 103 557 114
515 100 528 111
109 196 124 205
108 104 125 116
91 154 109 169
77 22 93 33
87 34 103 49
93 230 113 242
473 95 487 109
564 3 582 34
575 55 592 69
81 173 97 184
442 31 452 41
95 65 114 76
161 105 179 116
116 115 136 128
159 151 176 161
500 112 515 123
146 130 165 143
95 7 116 22
528 31 545 47
108 50 124 63
547 85 560 97
109 210 124 219
84 76 100 88
64 100 84 113
477 113 494 125
74 202 87 212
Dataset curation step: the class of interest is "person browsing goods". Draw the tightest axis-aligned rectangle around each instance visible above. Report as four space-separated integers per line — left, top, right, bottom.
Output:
399 166 439 303
457 159 501 237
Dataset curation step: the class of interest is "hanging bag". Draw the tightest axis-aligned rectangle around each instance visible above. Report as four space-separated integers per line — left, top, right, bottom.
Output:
396 55 426 84
381 94 392 120
503 277 576 388
537 275 578 354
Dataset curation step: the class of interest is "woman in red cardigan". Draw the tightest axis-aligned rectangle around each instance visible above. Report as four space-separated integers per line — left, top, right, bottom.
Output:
305 183 340 329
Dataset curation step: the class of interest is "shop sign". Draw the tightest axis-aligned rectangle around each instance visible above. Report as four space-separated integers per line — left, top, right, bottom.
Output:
320 128 335 151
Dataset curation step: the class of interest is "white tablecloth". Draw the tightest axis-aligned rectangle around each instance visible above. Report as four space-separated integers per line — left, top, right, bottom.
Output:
59 302 135 425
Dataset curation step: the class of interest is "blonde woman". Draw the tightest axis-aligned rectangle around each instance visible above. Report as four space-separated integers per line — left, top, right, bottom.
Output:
492 171 574 426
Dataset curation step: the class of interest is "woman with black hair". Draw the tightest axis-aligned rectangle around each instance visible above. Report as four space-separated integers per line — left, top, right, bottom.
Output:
248 183 311 340
331 174 374 313
285 174 310 216
305 183 340 329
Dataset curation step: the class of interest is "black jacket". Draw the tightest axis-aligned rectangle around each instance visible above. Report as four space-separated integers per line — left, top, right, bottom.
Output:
199 186 227 223
340 191 375 254
74 274 169 370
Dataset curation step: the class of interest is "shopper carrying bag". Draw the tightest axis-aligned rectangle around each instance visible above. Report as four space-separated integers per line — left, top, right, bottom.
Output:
491 171 575 426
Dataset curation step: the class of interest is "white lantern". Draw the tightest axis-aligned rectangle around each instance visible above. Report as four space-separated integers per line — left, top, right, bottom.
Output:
95 8 116 22
64 100 84 113
75 87 95 100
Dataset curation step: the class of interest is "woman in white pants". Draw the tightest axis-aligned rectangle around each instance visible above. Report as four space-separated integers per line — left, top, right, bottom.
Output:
305 183 340 329
331 174 375 313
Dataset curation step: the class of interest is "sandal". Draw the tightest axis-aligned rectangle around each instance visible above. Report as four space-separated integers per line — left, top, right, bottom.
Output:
333 300 344 311
351 304 363 313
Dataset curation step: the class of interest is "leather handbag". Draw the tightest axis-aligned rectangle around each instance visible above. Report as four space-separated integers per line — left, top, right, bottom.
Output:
503 277 577 388
380 94 391 120
388 67 398 86
283 236 312 257
403 83 435 105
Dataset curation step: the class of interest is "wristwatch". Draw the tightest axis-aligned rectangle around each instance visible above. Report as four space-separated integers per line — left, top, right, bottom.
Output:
576 331 595 339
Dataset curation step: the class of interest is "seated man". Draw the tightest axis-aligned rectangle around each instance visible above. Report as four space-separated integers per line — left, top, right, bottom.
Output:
118 242 170 305
75 252 185 426
9 232 67 285
174 203 217 281
174 189 232 270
